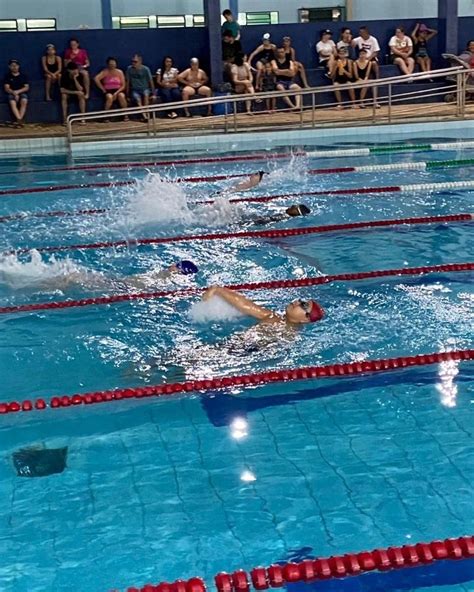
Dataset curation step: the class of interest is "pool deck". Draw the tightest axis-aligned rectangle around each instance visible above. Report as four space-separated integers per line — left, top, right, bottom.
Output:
1 102 473 141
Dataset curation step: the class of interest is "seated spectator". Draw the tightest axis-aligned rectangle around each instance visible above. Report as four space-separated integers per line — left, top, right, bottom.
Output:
459 40 474 67
178 58 212 117
222 30 243 64
316 29 336 73
42 44 62 101
329 47 356 109
60 62 87 124
411 23 437 74
94 57 128 116
352 48 372 107
389 27 415 76
337 28 355 59
352 26 380 78
282 36 309 87
156 56 181 119
126 54 154 118
3 59 29 127
64 38 90 98
222 9 241 41
260 61 277 112
247 34 277 90
231 53 254 114
271 47 302 110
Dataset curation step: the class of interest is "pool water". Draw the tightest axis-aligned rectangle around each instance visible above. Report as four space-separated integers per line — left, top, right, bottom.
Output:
0 139 472 592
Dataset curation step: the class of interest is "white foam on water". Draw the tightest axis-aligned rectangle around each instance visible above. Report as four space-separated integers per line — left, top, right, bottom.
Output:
189 295 244 323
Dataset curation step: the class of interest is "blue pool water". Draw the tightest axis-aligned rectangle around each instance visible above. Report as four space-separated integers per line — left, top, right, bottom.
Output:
0 138 472 592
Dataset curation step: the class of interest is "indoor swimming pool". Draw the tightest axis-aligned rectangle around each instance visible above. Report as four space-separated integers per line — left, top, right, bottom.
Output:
0 136 472 592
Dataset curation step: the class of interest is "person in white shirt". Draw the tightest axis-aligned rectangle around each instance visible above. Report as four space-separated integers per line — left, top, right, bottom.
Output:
389 27 415 76
316 29 336 72
352 26 380 78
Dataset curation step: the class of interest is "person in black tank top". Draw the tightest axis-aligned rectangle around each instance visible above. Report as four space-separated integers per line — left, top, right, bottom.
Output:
271 47 302 110
352 48 372 107
329 47 356 109
282 36 309 87
42 44 62 101
411 23 437 74
247 34 277 90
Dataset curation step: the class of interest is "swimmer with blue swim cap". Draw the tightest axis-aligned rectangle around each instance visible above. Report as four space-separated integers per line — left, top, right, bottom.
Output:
203 286 324 325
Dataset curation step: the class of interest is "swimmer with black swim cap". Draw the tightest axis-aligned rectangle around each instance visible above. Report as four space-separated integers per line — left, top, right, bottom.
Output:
252 203 311 225
215 170 268 195
203 286 324 325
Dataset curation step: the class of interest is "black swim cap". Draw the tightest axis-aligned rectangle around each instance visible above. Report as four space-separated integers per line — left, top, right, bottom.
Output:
297 204 311 216
258 170 266 179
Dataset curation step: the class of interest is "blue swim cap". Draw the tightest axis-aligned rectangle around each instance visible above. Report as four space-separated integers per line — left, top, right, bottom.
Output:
176 260 199 275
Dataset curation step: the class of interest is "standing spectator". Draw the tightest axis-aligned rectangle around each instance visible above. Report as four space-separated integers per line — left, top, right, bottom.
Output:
389 27 415 76
352 26 380 78
3 59 29 127
271 47 302 110
260 61 277 112
64 38 90 98
247 34 277 90
221 9 241 41
60 62 87 124
282 36 309 87
126 54 154 117
411 23 437 74
94 57 128 115
231 53 254 114
352 48 372 107
222 31 243 64
42 44 62 101
329 47 356 109
156 56 181 119
337 28 355 58
178 58 212 117
316 29 336 73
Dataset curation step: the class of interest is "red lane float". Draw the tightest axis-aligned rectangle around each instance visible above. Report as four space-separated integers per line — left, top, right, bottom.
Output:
1 349 472 416
118 535 474 592
7 213 472 256
0 261 472 316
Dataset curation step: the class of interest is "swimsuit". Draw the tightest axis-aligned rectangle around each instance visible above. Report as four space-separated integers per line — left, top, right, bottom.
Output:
103 73 122 91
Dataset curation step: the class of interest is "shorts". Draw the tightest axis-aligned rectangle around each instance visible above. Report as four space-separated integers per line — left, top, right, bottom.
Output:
319 58 331 71
416 49 429 58
131 89 151 102
8 93 28 102
276 80 293 90
261 84 277 92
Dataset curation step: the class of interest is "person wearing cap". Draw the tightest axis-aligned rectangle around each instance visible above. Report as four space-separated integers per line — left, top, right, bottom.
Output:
316 30 336 73
251 203 311 225
3 60 29 127
247 34 277 91
178 58 212 117
221 9 241 41
282 36 309 87
389 27 415 76
42 44 62 101
411 23 437 74
202 286 324 325
271 48 302 110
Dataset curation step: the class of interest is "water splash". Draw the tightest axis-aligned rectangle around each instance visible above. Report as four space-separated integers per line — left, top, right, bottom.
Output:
189 295 244 323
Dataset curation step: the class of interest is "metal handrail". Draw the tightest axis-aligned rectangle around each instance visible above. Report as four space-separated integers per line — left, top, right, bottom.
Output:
67 66 473 142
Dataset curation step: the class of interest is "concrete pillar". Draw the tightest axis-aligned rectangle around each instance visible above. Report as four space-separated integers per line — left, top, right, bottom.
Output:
204 0 223 86
438 0 459 56
101 0 113 29
229 0 239 19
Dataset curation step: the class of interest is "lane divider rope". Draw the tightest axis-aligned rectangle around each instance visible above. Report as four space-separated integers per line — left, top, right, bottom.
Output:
1 349 472 416
310 157 474 175
7 213 472 256
306 140 474 158
116 534 474 592
1 262 472 316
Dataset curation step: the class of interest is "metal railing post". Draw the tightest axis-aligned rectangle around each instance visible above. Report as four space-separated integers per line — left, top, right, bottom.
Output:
388 83 392 123
152 111 157 136
311 90 316 128
233 99 237 132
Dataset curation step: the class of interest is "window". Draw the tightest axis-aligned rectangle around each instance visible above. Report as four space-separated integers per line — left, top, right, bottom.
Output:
0 19 18 32
112 16 151 29
26 18 56 31
238 11 279 26
298 7 345 22
157 15 185 28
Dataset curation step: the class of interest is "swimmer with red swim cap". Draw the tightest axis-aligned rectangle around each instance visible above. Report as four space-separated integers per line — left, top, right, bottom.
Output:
203 286 324 325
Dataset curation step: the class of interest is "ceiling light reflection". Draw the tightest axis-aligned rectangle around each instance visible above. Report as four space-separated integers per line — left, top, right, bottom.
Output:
230 416 248 439
436 359 459 408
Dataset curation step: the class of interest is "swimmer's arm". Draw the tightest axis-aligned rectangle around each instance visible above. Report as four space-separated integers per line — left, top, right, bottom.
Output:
203 287 277 321
232 174 260 192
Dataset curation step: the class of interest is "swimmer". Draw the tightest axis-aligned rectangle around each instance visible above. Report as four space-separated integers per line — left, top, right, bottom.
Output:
203 286 324 325
214 170 267 195
252 203 311 225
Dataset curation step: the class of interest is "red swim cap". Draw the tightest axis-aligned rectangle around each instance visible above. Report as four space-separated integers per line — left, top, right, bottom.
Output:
308 300 325 322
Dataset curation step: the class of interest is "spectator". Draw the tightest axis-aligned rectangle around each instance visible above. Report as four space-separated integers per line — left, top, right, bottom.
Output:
329 47 356 109
411 23 437 74
260 61 277 112
459 40 474 67
247 34 277 90
231 53 254 114
352 48 372 107
156 56 181 119
389 27 415 76
337 28 355 58
42 44 62 101
271 47 302 110
126 54 154 117
282 36 309 87
94 57 128 115
178 58 212 117
222 30 243 64
316 29 336 73
3 59 29 127
222 9 241 41
64 38 90 98
60 62 86 124
352 26 380 78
